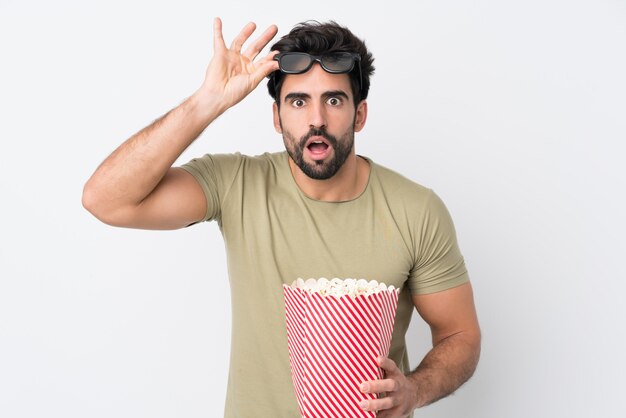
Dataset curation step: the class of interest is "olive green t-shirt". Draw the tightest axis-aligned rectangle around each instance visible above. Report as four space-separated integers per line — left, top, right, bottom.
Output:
181 151 469 418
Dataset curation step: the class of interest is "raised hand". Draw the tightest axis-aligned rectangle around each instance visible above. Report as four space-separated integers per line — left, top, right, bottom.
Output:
83 18 280 231
198 18 279 113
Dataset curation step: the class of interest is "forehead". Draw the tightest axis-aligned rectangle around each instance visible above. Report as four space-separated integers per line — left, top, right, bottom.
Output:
279 64 354 102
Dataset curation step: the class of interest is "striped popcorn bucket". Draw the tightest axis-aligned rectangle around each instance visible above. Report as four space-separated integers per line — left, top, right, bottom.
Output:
283 279 400 418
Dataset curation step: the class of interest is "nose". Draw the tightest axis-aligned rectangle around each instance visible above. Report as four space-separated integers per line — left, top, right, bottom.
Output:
308 101 327 130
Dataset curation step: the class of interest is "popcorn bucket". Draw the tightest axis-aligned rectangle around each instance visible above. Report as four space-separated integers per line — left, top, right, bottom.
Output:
283 278 400 418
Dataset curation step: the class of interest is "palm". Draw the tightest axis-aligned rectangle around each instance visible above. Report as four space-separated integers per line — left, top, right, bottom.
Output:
207 50 260 105
201 18 278 109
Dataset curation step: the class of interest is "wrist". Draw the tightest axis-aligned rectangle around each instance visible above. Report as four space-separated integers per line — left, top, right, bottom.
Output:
189 86 228 123
406 371 428 409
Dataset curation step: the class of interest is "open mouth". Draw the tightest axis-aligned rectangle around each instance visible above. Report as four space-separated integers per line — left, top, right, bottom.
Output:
307 140 329 154
304 136 332 159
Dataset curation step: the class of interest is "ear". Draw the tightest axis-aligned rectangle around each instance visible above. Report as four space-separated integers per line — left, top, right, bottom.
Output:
272 102 282 133
354 100 368 132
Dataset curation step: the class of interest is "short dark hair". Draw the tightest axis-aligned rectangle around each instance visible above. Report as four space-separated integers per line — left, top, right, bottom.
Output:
267 21 375 106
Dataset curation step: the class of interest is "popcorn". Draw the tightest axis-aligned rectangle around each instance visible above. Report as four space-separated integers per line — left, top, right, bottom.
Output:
290 278 397 297
283 278 400 418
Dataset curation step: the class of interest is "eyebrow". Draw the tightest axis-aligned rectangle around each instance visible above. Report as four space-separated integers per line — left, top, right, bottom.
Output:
322 90 350 101
283 90 351 104
283 92 310 103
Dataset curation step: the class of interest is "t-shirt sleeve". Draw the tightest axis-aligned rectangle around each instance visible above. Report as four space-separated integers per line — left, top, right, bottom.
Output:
179 153 244 223
408 189 470 294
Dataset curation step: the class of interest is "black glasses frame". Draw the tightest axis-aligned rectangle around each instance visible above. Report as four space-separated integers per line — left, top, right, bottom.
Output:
272 52 363 94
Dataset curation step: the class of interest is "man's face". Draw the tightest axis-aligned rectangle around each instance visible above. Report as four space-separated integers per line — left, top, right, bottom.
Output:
273 64 367 180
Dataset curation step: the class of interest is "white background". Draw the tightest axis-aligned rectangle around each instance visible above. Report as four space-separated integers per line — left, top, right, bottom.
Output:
1 0 625 417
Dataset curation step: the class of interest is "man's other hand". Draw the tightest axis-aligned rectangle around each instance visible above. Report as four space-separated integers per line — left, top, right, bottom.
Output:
359 356 418 418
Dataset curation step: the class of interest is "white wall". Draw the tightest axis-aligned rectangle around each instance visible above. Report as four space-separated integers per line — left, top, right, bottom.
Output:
1 1 624 417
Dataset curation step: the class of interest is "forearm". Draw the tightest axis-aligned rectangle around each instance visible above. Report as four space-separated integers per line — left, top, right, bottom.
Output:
408 331 481 408
83 90 222 214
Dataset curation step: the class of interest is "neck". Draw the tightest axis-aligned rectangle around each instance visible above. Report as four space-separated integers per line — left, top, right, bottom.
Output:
288 152 370 202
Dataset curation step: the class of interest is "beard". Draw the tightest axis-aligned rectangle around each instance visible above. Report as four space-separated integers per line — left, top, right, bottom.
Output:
282 126 355 180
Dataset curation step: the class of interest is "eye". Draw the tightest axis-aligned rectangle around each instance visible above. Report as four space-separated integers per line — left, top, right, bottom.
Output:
326 97 342 106
291 98 306 108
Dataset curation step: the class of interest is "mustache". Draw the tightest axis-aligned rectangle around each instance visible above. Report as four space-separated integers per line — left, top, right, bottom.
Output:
299 128 338 148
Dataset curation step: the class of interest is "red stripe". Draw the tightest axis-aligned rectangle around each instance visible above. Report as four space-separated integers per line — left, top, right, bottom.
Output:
327 296 380 358
354 294 384 354
305 306 368 390
355 294 383 327
303 337 363 418
284 290 307 376
305 294 379 417
383 290 399 355
303 319 354 418
380 292 393 356
285 298 307 358
344 295 381 342
304 306 371 401
283 286 400 418
309 294 377 380
377 293 391 356
307 299 374 389
284 288 307 412
285 288 309 416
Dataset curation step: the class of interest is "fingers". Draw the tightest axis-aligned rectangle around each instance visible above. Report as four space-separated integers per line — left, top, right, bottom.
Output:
230 22 257 52
358 358 413 417
242 24 279 59
256 49 280 72
214 19 278 57
359 396 396 413
378 356 401 374
245 62 279 92
359 357 401 394
361 378 399 395
250 55 280 83
213 17 226 52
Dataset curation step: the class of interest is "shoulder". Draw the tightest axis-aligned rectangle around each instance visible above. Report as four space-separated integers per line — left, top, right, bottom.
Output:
365 157 458 229
365 156 434 205
241 151 288 170
227 151 289 184
184 151 287 173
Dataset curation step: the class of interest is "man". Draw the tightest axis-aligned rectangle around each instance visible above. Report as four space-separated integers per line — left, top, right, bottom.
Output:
83 18 481 418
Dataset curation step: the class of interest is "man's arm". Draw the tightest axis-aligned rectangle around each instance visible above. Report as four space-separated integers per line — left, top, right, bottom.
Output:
82 18 279 229
359 282 481 417
408 282 481 406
